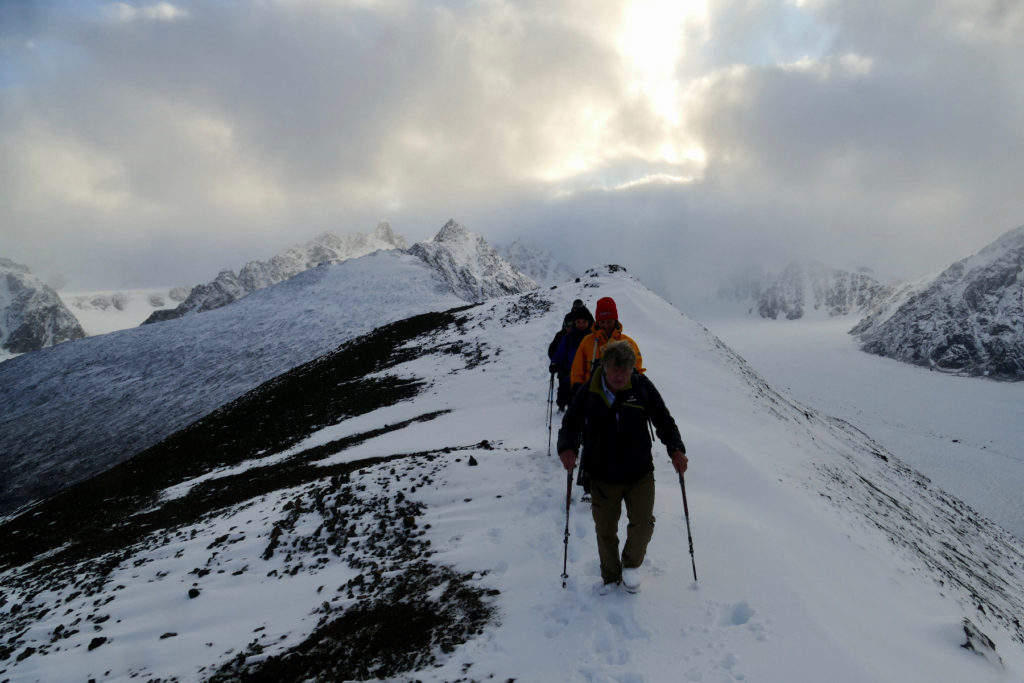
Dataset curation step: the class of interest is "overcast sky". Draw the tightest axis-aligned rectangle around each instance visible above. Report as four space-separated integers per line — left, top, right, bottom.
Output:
2 0 1022 305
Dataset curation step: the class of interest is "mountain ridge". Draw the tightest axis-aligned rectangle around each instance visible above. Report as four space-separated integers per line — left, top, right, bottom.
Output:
143 221 408 325
852 225 1024 379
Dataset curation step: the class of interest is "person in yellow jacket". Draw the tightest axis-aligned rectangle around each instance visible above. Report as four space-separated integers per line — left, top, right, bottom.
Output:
570 296 644 393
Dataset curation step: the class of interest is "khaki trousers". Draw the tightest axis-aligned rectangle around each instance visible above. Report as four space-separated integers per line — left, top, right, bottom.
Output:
589 472 656 583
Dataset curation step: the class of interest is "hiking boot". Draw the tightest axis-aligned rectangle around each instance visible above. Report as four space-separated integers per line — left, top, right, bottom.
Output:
622 568 640 594
596 580 620 596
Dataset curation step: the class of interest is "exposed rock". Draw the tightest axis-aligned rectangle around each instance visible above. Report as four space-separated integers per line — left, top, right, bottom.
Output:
0 258 86 355
410 219 538 301
962 617 1004 669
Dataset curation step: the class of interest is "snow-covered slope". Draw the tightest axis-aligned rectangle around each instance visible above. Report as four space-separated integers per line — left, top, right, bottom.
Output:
0 258 85 359
0 251 464 516
718 262 893 319
497 238 578 285
144 222 407 324
410 219 538 300
852 226 1024 379
705 315 1024 540
2 266 1023 682
61 287 190 335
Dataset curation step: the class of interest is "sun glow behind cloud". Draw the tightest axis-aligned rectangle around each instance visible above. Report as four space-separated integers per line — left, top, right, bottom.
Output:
535 0 710 193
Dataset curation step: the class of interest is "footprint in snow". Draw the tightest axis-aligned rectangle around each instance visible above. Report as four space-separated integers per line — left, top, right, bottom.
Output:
593 630 631 666
711 600 768 642
606 609 652 641
720 601 754 627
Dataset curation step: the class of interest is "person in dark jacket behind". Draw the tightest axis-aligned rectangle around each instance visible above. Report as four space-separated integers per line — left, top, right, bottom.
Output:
551 301 594 410
557 340 687 595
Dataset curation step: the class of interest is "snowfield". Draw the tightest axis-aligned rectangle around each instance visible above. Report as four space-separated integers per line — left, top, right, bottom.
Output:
705 315 1024 541
2 266 1023 682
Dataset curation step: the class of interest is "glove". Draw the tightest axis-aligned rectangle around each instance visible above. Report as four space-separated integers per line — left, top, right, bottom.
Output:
549 363 558 374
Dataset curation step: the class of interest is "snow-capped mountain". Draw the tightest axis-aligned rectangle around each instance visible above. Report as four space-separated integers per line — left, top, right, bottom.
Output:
410 219 538 300
852 226 1024 380
62 287 190 335
0 258 85 358
718 262 893 320
2 266 1023 681
143 221 407 324
496 238 578 285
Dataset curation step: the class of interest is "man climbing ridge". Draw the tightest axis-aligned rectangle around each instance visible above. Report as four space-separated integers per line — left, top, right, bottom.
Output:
557 339 687 595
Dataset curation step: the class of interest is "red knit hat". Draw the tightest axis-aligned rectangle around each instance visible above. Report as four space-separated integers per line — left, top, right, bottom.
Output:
595 297 618 322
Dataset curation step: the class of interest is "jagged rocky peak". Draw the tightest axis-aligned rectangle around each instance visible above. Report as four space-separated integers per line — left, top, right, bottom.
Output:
372 220 405 247
0 258 86 356
410 219 538 302
143 223 408 324
853 225 1024 380
433 218 468 243
720 262 893 320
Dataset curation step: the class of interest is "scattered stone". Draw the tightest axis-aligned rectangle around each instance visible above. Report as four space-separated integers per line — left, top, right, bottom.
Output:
962 618 1004 669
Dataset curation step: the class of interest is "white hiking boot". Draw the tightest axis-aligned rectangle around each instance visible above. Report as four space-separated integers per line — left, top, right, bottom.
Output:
622 568 641 594
596 580 620 596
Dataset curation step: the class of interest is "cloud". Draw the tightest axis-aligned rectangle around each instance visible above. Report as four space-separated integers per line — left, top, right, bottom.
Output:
1 0 1022 296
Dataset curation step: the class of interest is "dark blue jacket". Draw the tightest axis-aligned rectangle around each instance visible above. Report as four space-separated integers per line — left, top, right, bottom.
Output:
552 328 588 381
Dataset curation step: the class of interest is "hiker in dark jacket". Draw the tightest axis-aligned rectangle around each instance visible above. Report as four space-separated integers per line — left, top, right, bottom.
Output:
551 301 594 410
557 340 687 595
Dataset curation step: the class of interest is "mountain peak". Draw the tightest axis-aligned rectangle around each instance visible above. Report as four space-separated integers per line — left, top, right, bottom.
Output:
372 220 405 248
410 220 537 301
0 258 86 357
434 219 470 243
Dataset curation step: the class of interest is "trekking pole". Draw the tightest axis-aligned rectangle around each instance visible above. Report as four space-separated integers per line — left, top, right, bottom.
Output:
561 465 573 588
546 372 555 456
679 472 698 582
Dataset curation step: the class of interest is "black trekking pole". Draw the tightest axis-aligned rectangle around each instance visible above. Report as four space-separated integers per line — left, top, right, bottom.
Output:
561 465 573 588
546 371 555 456
679 472 698 582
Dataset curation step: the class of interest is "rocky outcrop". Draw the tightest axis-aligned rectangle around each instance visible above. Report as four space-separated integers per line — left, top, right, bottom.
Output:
852 226 1024 379
0 258 86 355
409 220 538 301
719 263 893 320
